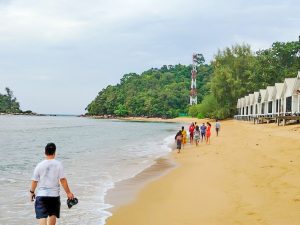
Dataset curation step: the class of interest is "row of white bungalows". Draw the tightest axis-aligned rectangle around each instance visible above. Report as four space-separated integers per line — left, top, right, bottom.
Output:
236 72 300 120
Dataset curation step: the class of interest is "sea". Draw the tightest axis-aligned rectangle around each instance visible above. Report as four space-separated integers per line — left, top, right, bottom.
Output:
0 115 181 225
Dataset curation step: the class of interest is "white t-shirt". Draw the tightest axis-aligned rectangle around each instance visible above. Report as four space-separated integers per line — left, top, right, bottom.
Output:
32 159 65 197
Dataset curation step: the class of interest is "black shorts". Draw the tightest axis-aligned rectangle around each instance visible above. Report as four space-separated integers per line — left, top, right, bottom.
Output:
35 196 61 219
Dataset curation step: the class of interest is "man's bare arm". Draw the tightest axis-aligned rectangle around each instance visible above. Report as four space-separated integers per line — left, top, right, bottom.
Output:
30 181 38 201
60 178 74 199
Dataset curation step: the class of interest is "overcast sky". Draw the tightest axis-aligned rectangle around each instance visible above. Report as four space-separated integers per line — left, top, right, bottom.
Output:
0 0 299 114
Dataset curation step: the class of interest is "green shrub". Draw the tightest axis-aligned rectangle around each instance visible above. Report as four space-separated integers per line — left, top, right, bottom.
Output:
189 94 219 118
197 112 205 119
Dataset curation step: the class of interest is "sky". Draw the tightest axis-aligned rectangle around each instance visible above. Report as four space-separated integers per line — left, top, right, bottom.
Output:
0 0 299 114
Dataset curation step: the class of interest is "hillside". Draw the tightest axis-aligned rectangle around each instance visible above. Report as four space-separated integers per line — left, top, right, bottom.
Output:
86 63 212 118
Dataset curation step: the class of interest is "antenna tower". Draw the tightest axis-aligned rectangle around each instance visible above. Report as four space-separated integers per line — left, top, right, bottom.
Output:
190 54 197 105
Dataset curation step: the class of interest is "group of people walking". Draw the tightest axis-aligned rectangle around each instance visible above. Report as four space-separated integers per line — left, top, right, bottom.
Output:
175 120 221 153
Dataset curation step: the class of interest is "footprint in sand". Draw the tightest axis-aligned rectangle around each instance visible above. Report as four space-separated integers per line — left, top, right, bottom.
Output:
247 211 256 216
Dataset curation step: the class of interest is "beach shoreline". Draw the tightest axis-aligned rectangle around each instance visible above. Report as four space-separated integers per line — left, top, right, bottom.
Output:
106 119 300 225
104 117 209 214
105 156 177 213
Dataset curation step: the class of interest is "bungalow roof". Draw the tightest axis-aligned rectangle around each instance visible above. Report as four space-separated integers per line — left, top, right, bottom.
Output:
240 97 245 107
259 89 267 102
245 96 250 106
275 83 284 99
284 78 298 97
253 92 260 103
266 86 276 101
237 99 241 108
249 94 255 105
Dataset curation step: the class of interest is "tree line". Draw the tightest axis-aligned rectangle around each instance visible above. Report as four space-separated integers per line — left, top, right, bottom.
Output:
86 38 300 119
190 39 300 119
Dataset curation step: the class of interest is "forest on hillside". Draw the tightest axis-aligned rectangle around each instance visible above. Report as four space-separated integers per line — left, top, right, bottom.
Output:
86 62 212 118
86 38 300 119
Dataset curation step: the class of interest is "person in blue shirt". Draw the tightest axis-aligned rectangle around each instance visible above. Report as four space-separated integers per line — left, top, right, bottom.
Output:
215 119 221 136
200 123 206 142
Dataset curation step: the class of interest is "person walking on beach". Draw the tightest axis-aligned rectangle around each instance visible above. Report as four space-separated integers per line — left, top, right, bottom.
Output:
206 122 212 144
30 143 75 225
175 130 183 153
189 123 195 144
181 126 187 148
194 125 201 146
215 119 221 136
200 123 206 142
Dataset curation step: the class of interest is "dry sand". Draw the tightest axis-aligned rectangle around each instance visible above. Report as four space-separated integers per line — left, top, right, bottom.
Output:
106 119 300 225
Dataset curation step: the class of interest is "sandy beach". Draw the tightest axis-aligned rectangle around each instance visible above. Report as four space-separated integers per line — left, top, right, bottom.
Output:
106 119 300 225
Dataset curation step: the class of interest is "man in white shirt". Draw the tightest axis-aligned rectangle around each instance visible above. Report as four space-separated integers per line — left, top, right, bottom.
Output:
30 143 75 225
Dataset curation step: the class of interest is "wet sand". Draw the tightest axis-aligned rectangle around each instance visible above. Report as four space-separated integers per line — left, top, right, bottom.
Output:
105 157 176 211
106 119 300 225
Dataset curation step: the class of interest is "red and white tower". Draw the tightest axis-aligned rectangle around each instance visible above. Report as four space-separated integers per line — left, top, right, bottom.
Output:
190 54 197 105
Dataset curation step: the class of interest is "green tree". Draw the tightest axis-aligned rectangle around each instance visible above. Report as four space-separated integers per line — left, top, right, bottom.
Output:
0 87 21 113
210 44 256 118
114 104 128 117
252 40 300 88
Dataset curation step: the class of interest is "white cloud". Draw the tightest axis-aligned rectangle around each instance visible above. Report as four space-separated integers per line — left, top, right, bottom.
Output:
0 0 299 113
0 0 190 45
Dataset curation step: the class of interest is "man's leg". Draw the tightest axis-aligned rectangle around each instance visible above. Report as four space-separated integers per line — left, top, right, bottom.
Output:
47 215 57 225
38 218 47 225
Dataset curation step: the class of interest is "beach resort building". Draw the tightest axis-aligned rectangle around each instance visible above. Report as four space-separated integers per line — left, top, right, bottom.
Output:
249 94 254 115
275 83 284 115
237 99 241 115
240 98 245 116
253 91 260 116
259 89 267 115
235 71 300 124
266 86 276 115
245 95 250 116
283 74 300 115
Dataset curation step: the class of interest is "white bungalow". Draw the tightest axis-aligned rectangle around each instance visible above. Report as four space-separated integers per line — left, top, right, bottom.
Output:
266 86 276 115
275 83 284 115
235 71 300 121
240 97 245 116
253 92 260 116
259 89 267 116
249 94 255 115
236 99 241 115
283 74 300 115
245 95 250 116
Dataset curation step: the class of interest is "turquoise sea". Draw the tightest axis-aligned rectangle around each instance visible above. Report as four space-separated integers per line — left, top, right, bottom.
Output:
0 116 180 225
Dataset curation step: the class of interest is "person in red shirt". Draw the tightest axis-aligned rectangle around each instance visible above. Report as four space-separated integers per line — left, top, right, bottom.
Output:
206 122 212 144
189 122 195 144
